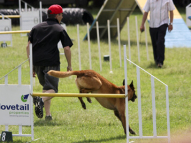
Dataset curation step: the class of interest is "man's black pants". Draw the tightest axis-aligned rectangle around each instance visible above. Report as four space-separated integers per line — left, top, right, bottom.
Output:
149 24 168 65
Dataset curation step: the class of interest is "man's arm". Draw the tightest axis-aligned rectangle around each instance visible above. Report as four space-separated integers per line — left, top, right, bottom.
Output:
26 41 36 77
168 10 174 32
26 41 30 59
140 12 148 32
64 46 72 71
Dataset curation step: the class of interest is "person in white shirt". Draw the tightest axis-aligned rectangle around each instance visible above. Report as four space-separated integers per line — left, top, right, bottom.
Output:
140 0 175 68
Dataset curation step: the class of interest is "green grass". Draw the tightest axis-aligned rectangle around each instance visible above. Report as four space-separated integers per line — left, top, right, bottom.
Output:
0 7 191 143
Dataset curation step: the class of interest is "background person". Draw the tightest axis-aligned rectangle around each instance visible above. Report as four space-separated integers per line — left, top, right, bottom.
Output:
26 4 73 121
140 0 175 68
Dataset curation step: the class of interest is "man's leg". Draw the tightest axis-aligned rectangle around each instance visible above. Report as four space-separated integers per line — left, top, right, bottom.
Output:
157 24 168 65
42 65 60 120
149 27 159 64
33 66 45 118
42 89 55 116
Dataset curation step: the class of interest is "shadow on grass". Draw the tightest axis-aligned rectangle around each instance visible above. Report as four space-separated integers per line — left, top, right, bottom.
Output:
72 135 126 143
34 120 63 126
147 62 166 69
146 62 158 69
9 140 23 143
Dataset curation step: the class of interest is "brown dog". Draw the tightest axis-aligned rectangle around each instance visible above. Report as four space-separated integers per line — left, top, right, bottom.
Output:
47 69 137 135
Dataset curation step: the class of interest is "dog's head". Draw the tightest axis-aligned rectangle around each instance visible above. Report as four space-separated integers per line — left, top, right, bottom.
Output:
123 79 137 102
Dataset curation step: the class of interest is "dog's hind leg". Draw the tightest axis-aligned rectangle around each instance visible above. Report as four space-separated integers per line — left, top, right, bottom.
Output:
75 79 92 109
76 75 102 109
78 97 87 109
81 89 92 103
87 97 92 103
78 89 93 109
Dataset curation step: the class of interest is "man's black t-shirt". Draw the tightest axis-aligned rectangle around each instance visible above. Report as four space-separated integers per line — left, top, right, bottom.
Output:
28 18 73 66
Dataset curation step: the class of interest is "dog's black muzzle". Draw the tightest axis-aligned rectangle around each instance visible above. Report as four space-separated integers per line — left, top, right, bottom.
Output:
131 93 137 102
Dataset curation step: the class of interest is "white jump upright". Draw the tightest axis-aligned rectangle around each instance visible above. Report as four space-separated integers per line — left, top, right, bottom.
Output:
124 45 129 143
96 21 102 71
39 1 42 23
107 20 112 73
77 24 81 70
0 55 34 140
126 17 131 63
144 22 149 60
117 18 122 67
19 0 42 32
123 45 170 143
136 66 143 137
0 14 12 47
135 16 140 62
87 23 92 69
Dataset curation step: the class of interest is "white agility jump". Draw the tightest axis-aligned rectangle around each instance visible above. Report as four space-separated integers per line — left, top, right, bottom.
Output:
0 38 169 142
0 44 170 142
30 44 170 143
0 59 34 140
124 45 170 143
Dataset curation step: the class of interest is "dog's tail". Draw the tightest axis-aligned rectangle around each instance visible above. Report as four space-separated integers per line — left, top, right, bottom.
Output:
47 70 80 78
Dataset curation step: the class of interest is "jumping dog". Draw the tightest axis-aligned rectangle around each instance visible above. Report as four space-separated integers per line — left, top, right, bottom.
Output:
47 69 137 135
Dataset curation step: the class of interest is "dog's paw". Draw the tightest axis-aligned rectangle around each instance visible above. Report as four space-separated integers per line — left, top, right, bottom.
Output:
87 97 92 103
82 103 86 110
129 129 136 135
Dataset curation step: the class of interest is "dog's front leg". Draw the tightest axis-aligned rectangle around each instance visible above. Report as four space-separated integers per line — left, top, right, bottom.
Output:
115 109 136 135
114 110 121 120
116 102 136 135
120 113 136 135
115 100 127 135
118 110 127 135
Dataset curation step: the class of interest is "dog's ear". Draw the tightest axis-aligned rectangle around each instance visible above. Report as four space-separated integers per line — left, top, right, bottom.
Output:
123 80 134 86
130 80 133 88
123 79 125 85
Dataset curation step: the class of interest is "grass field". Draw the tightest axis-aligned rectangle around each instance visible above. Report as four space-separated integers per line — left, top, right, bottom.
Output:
0 7 191 143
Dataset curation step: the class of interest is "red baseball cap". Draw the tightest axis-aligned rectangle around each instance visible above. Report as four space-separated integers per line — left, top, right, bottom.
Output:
48 4 63 14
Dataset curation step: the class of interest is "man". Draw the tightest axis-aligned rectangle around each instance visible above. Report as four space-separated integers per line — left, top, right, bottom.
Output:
140 0 175 68
26 4 73 121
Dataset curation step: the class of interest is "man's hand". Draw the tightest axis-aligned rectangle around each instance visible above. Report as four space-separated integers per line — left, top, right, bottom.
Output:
140 25 145 32
140 12 148 33
64 46 72 72
168 24 173 32
169 10 174 32
33 70 36 77
67 66 72 71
